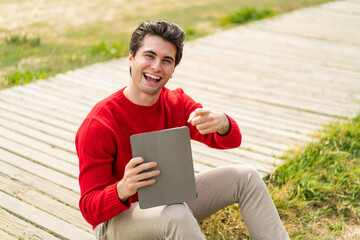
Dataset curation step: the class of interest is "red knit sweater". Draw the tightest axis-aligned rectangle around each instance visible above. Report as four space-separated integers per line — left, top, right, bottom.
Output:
75 87 242 228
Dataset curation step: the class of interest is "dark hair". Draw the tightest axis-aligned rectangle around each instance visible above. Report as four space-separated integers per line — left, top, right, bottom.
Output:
129 20 185 67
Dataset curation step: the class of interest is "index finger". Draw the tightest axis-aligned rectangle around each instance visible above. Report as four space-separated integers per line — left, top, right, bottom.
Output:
187 110 197 123
188 108 207 123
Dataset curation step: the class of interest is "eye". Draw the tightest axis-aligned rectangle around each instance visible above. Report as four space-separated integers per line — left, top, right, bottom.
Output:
163 59 172 65
145 54 155 59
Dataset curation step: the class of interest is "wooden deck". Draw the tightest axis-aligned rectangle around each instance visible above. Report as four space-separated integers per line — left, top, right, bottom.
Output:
1 0 360 239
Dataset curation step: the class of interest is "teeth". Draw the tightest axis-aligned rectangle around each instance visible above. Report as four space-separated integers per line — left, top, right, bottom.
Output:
145 73 160 80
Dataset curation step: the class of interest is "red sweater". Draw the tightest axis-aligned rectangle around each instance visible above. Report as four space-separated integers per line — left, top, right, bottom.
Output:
75 87 241 228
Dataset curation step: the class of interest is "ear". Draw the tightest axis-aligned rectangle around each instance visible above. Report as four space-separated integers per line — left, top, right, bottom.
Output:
128 52 133 68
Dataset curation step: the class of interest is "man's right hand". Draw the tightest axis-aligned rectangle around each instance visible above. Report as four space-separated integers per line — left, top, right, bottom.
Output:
116 157 160 202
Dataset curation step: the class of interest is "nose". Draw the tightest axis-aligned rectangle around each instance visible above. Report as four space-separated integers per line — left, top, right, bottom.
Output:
151 59 161 72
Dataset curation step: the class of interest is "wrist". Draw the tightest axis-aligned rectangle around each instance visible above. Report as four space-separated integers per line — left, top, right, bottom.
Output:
116 181 129 203
217 115 230 135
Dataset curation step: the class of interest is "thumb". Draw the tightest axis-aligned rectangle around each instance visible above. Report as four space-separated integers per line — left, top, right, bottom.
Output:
195 108 208 116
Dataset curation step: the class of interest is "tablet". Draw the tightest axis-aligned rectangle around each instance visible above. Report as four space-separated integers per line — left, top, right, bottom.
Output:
130 126 197 209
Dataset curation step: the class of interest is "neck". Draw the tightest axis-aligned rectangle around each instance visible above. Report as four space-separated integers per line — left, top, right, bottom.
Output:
123 84 161 106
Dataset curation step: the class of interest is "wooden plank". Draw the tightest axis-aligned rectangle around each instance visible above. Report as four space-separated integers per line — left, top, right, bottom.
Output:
0 117 76 154
197 97 321 134
0 125 77 164
55 72 118 94
0 148 79 193
320 0 360 14
172 89 317 141
0 192 94 240
0 229 17 240
1 85 91 114
182 47 360 100
175 60 357 117
0 136 78 178
25 80 95 106
175 71 356 116
0 208 59 240
179 63 359 106
0 174 92 232
0 160 79 208
185 42 360 84
180 47 360 94
192 146 276 174
214 32 360 65
0 99 79 133
176 82 335 125
239 133 291 151
249 11 360 45
193 161 214 173
187 41 360 83
0 94 82 127
196 36 360 84
238 27 360 59
73 59 129 86
291 7 360 28
34 79 105 104
1 106 75 142
0 88 88 121
240 142 283 157
177 85 323 131
192 141 284 167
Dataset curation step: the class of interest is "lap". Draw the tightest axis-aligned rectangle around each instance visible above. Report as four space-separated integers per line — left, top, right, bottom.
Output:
96 164 256 240
96 202 204 240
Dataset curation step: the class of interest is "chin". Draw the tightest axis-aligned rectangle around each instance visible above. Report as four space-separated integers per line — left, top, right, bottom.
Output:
140 86 163 95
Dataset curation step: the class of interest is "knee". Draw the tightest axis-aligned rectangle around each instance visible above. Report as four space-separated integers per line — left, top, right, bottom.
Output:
227 164 263 186
162 204 200 236
162 204 195 225
229 165 267 200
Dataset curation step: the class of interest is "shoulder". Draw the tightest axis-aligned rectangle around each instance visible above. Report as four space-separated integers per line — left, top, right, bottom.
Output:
85 88 125 120
78 88 128 136
161 87 191 102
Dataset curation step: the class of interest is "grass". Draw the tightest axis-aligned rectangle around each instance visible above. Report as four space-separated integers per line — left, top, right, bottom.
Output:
0 36 129 88
220 7 275 26
0 0 334 89
200 114 360 239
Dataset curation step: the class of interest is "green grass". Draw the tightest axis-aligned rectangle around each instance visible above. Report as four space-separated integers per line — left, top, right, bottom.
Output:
5 34 40 47
0 37 129 88
220 7 275 26
0 0 334 89
200 114 360 239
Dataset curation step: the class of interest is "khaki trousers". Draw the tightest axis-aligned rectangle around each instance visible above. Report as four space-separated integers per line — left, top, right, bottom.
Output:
95 165 290 240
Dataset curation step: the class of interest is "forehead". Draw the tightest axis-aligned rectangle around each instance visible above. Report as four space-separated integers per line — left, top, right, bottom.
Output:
139 35 176 58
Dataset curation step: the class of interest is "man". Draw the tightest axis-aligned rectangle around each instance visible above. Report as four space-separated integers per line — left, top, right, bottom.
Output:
76 20 290 240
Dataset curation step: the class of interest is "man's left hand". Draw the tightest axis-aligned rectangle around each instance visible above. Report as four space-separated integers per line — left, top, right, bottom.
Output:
187 108 230 135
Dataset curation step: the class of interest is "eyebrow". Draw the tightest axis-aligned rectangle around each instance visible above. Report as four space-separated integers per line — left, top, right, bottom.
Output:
144 50 175 63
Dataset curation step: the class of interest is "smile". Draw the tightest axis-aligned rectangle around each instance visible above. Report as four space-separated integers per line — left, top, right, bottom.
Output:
144 73 161 83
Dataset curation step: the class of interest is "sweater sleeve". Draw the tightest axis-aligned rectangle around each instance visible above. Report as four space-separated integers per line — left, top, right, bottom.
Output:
75 119 131 227
179 89 242 149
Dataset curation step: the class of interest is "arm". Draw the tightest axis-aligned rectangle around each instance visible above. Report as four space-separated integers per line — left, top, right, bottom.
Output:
76 119 160 226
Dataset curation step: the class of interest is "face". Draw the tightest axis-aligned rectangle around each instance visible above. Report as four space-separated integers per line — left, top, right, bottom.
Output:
128 34 176 99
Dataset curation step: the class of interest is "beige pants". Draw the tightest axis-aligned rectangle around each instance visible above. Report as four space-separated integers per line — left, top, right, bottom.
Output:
95 165 290 240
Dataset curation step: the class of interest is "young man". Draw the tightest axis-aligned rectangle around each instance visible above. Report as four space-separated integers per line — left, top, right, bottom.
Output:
76 20 290 240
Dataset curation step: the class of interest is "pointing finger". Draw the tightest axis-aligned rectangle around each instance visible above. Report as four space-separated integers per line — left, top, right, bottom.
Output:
187 110 197 123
